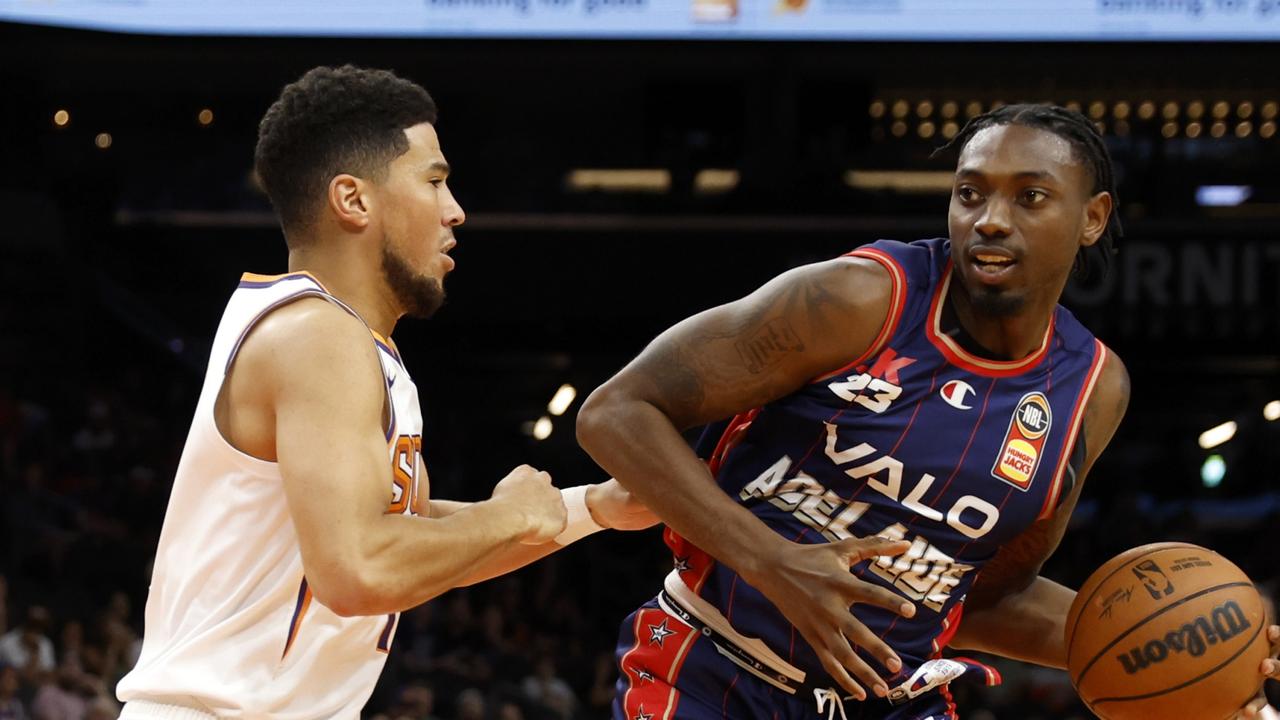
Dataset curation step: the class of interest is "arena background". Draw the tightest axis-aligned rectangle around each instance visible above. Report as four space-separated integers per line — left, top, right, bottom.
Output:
0 7 1278 719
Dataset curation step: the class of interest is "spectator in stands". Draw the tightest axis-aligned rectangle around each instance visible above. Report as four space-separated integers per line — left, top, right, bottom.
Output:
520 656 574 720
0 607 54 687
454 688 485 720
0 664 27 720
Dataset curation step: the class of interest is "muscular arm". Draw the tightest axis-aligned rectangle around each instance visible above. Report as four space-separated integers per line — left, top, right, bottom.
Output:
578 257 923 698
949 350 1131 668
234 299 562 617
576 257 893 582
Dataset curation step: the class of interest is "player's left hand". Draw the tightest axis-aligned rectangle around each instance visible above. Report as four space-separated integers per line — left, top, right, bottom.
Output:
1232 624 1279 719
585 479 660 531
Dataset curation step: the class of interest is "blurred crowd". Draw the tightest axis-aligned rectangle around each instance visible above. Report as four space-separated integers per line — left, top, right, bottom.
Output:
0 348 1276 720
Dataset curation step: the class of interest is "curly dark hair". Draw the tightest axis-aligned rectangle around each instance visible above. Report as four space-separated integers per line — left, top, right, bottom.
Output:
934 103 1123 282
254 65 438 240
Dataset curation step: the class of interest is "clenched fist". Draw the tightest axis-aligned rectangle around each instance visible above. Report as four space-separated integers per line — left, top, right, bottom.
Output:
491 465 567 544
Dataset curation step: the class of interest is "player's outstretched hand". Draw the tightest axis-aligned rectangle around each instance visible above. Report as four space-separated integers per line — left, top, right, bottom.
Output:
584 479 660 531
491 464 568 545
747 536 915 701
1233 625 1280 719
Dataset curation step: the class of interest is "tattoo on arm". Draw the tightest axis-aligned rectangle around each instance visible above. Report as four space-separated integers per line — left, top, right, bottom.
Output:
647 341 708 421
635 263 851 422
735 318 805 374
969 517 1062 609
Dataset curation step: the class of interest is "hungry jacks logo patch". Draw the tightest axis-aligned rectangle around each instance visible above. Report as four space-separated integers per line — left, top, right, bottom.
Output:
991 392 1051 491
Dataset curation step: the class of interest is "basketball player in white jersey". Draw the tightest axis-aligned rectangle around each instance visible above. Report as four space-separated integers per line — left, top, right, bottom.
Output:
115 65 658 719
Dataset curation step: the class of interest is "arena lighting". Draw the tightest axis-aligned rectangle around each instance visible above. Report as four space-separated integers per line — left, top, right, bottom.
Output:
942 121 959 139
94 132 112 149
869 100 886 119
891 100 909 119
918 121 936 139
1195 185 1253 207
1137 101 1156 120
1212 101 1230 119
1263 102 1279 120
1113 120 1130 137
1238 101 1255 119
890 121 908 138
565 169 670 193
1186 122 1203 139
532 416 553 441
1161 122 1178 139
916 100 933 118
547 384 577 417
1187 101 1205 120
940 101 958 119
1113 101 1131 119
1065 100 1082 113
1162 102 1179 120
1088 101 1106 120
1236 121 1253 138
1201 454 1226 488
844 170 954 194
965 100 983 117
53 109 69 127
693 169 738 194
1262 122 1277 139
1198 421 1237 450
198 108 214 126
1211 122 1227 138
1264 400 1280 422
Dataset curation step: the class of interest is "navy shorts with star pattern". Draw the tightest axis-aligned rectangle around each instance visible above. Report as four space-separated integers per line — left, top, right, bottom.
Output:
612 599 957 720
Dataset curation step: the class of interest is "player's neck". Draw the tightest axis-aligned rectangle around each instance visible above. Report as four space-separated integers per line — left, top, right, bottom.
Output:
286 247 401 338
945 284 1054 361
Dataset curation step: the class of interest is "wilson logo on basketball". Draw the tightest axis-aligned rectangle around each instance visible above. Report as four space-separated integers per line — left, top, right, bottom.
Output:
1115 600 1252 675
991 392 1052 491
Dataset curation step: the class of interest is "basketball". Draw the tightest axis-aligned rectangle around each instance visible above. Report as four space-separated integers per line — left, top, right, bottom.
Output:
1066 542 1270 720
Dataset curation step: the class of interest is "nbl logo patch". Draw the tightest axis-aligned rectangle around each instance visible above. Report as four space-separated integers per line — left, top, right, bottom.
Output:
991 392 1051 491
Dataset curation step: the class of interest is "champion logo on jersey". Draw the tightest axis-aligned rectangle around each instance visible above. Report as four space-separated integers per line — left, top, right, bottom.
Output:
939 380 976 410
991 392 1052 491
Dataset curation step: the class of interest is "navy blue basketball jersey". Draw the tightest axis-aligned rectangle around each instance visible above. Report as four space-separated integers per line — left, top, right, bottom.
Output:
666 237 1108 688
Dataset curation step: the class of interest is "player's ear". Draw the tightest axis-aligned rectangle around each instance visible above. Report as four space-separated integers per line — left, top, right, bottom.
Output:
327 174 371 231
1080 191 1112 248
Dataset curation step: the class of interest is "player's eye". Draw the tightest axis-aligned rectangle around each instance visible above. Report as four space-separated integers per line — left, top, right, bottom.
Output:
1021 189 1048 204
956 186 983 203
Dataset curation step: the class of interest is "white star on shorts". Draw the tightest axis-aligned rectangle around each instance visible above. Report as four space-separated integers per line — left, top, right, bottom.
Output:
647 618 676 647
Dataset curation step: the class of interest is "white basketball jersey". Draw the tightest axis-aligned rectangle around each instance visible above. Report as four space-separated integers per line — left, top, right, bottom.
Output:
117 272 425 719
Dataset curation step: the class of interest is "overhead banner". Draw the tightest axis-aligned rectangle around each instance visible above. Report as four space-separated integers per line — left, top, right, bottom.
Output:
4 0 1280 39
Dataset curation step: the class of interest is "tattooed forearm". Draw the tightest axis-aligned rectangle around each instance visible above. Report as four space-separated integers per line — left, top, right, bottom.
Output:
735 318 805 374
627 258 881 427
968 519 1060 609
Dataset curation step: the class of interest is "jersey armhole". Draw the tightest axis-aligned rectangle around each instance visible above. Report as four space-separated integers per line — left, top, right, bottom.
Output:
809 247 909 384
214 290 396 463
1037 339 1108 520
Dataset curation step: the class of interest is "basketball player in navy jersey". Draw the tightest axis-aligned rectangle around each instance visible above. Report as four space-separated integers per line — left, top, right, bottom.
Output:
578 105 1279 719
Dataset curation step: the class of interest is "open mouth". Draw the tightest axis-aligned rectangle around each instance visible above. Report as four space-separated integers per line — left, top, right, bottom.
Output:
968 248 1017 280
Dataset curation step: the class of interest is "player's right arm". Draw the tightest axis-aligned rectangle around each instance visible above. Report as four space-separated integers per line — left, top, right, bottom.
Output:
576 257 915 700
228 298 566 617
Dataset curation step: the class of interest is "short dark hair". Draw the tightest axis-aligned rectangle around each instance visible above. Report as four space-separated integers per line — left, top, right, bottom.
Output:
254 65 438 239
935 104 1123 281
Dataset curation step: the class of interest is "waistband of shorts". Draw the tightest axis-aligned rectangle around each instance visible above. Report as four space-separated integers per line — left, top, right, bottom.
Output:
660 572 935 705
659 575 853 698
120 700 218 720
